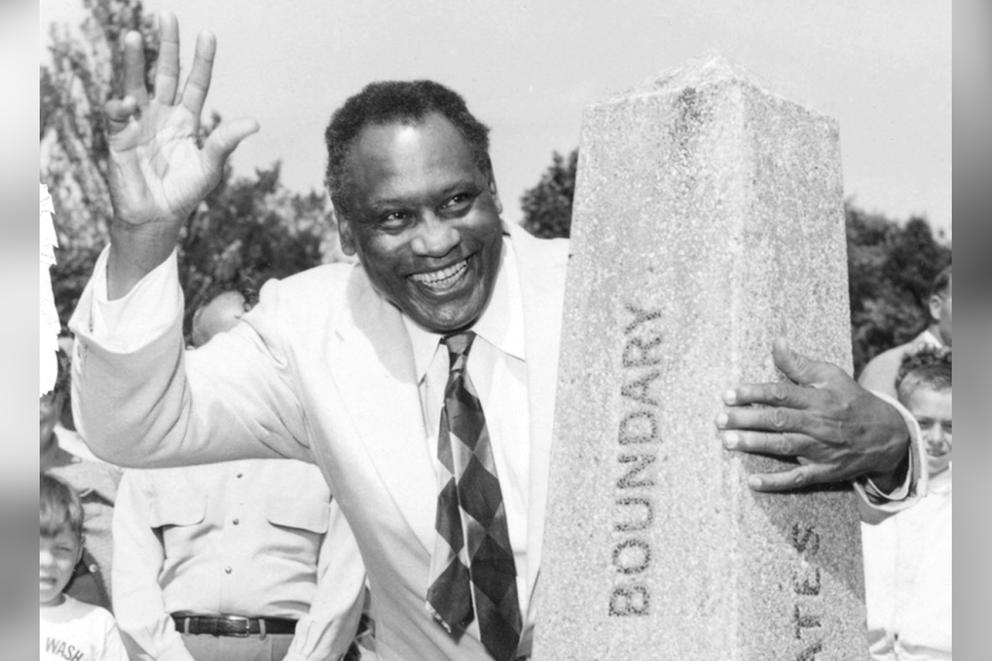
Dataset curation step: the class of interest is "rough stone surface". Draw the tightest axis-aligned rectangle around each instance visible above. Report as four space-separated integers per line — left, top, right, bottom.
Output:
532 55 866 660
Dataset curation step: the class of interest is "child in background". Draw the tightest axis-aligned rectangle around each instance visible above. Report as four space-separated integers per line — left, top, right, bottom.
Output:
861 347 952 660
40 473 128 661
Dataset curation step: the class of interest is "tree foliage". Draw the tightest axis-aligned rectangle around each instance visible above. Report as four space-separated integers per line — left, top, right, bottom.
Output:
520 149 951 375
42 0 349 343
520 149 578 239
846 207 951 373
41 0 152 250
176 157 339 337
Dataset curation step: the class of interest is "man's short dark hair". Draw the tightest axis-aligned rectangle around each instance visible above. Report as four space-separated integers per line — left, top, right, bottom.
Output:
930 265 952 298
895 346 952 402
323 80 491 217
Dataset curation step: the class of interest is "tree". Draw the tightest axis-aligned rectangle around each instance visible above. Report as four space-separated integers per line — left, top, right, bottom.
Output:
43 0 152 327
518 150 951 375
41 1 349 341
846 206 951 373
41 0 153 251
520 149 578 239
176 158 341 337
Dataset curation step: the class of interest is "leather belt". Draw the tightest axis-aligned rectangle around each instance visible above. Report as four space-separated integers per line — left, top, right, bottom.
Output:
171 614 297 637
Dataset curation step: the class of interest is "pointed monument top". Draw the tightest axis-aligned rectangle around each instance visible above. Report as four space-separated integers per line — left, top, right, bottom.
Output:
597 52 804 110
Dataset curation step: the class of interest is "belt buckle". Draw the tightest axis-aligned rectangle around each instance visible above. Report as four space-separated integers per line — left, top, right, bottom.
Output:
222 615 252 637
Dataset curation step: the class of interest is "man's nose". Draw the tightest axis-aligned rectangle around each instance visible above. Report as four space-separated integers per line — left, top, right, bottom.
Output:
410 213 458 257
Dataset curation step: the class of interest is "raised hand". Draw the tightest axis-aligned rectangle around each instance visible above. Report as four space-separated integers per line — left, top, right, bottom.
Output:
717 338 910 492
104 13 258 297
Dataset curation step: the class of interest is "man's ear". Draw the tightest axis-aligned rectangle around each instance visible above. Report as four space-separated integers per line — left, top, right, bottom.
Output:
331 205 357 256
928 293 943 322
486 164 503 215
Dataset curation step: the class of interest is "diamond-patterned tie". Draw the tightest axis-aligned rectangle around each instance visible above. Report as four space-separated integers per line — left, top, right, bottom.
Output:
426 331 522 661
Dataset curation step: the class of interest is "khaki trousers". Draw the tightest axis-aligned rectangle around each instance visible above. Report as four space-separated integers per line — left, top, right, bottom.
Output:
180 632 294 661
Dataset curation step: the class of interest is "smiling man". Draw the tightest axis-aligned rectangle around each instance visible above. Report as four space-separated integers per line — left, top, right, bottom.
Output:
327 90 506 334
70 14 924 661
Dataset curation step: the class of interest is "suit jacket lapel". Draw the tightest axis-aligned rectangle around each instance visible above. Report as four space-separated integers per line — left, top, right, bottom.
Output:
327 269 437 554
324 229 570 587
509 224 570 601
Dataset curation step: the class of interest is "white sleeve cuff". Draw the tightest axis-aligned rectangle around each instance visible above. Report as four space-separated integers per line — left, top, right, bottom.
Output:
853 389 928 512
85 245 183 354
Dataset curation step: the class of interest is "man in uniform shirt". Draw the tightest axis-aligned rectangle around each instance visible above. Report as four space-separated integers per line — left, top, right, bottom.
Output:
111 291 368 661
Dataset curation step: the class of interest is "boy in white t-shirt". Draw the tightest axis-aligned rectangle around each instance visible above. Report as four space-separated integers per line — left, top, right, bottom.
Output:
40 472 128 661
861 347 952 660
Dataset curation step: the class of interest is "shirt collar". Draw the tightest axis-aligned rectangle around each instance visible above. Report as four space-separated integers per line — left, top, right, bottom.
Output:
402 231 526 382
919 329 945 349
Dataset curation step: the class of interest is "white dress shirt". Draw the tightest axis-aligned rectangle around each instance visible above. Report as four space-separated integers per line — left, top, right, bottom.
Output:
112 459 366 661
402 237 532 634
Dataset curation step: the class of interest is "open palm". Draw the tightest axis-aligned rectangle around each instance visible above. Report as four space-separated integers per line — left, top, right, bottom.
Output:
106 14 258 230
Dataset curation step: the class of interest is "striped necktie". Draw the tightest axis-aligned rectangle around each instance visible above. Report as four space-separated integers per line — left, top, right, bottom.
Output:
425 331 522 661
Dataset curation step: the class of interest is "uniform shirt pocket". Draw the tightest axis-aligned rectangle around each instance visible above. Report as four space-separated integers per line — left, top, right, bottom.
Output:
148 495 207 528
266 495 330 535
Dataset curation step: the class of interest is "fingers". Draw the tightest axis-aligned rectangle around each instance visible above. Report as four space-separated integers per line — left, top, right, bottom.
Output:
153 12 181 104
724 380 810 409
720 430 812 458
746 463 837 492
202 117 260 169
122 31 149 106
104 96 139 135
718 399 824 434
180 31 217 116
771 337 834 388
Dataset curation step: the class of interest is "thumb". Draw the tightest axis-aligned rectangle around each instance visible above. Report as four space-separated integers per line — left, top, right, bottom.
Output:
772 337 834 388
203 117 260 169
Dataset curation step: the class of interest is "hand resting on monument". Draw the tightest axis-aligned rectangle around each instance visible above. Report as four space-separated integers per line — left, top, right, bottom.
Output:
718 338 909 493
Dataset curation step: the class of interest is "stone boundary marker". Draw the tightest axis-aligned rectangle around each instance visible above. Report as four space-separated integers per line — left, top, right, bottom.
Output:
532 56 867 660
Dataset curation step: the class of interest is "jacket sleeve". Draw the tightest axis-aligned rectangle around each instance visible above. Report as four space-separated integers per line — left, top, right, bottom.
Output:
853 390 929 513
111 471 196 661
99 611 134 661
69 246 312 468
283 498 367 661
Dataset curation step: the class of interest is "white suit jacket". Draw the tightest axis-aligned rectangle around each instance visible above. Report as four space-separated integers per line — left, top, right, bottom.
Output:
71 222 570 660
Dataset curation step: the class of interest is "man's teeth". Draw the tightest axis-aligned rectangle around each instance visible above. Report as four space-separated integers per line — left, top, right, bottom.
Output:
410 260 468 286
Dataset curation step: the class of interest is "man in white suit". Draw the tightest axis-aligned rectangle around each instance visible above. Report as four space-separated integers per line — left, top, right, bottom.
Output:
70 14 923 661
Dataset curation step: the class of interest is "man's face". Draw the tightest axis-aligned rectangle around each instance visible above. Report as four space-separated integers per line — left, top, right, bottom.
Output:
904 386 953 478
337 113 504 333
39 530 80 606
929 276 952 346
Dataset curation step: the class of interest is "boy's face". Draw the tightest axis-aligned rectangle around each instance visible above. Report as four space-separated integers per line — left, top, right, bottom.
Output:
904 386 953 477
39 529 81 606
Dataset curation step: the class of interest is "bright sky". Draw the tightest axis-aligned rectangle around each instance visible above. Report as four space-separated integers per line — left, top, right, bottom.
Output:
45 0 951 237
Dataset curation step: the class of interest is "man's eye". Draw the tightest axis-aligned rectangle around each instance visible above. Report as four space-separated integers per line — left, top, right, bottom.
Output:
378 211 412 229
942 422 953 433
441 193 474 212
